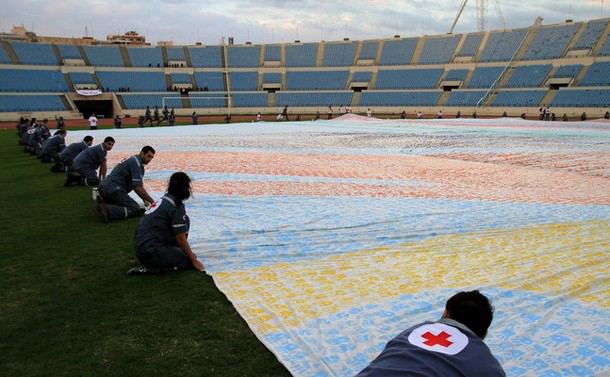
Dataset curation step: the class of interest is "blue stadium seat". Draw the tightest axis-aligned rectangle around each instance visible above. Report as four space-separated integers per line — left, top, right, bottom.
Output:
57 44 82 60
492 90 546 107
505 65 552 88
322 42 358 66
121 93 182 109
11 42 57 65
457 33 484 56
285 43 318 67
232 93 268 107
275 91 353 107
571 20 608 50
380 38 418 65
444 69 469 81
467 66 505 88
375 69 442 89
286 71 349 90
230 72 258 91
82 46 124 67
579 62 610 86
190 94 227 108
359 41 379 60
127 47 163 67
352 71 373 82
552 65 582 78
446 90 487 106
522 23 581 60
0 95 67 112
479 29 528 62
0 44 12 64
69 72 96 84
263 73 282 83
264 45 281 61
228 46 261 68
418 36 460 64
167 47 186 62
170 73 192 84
597 38 610 56
193 72 225 91
550 89 610 107
97 71 166 91
360 91 442 106
0 69 68 92
189 47 222 68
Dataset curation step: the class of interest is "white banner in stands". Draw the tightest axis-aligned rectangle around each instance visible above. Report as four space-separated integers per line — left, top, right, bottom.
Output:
76 89 102 96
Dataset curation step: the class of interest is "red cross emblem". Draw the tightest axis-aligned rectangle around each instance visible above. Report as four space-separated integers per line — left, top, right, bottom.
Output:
422 331 453 347
149 201 159 210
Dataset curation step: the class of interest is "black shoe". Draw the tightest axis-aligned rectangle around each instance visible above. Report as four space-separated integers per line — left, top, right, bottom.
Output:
126 265 160 275
96 203 109 223
64 173 78 187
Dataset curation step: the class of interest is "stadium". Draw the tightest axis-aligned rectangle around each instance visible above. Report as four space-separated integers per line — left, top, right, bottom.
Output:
1 3 609 377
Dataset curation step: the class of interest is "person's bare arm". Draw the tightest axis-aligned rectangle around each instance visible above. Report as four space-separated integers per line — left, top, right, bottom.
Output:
134 186 154 206
175 233 204 271
99 161 107 180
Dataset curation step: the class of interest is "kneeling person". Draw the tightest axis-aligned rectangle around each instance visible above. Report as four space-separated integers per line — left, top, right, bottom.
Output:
127 172 204 274
41 129 67 163
356 290 505 377
97 146 156 222
68 136 114 186
59 136 93 172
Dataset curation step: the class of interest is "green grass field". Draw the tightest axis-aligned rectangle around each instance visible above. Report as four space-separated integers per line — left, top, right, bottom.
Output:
0 130 291 376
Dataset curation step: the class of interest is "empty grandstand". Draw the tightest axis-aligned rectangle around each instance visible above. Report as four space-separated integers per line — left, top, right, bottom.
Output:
0 17 609 121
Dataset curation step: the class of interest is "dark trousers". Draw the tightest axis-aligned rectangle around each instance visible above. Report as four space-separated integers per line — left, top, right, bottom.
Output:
76 167 99 186
100 188 141 220
135 242 192 272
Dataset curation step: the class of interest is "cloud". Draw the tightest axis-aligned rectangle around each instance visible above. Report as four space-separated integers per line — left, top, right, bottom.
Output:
1 0 607 45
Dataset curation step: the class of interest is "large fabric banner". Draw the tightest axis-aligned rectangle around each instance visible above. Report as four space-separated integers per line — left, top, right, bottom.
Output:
67 116 610 376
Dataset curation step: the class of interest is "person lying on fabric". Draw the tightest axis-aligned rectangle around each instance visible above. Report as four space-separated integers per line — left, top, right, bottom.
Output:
356 290 505 377
127 172 204 275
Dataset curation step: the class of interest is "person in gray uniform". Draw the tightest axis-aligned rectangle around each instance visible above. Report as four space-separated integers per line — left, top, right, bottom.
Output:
40 128 67 163
127 172 204 275
96 146 156 222
57 136 93 172
66 136 115 186
356 290 505 377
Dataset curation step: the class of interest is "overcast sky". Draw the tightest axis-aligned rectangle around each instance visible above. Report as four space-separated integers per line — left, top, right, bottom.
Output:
0 0 607 45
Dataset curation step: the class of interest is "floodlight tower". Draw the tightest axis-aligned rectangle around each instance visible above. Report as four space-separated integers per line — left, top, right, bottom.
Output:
449 0 506 34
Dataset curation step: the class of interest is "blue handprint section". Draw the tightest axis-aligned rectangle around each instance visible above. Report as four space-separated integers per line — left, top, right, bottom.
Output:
259 288 609 376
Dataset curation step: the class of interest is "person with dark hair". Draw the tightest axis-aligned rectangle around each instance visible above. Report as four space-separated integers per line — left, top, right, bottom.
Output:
153 106 160 126
58 136 93 172
40 128 67 163
145 106 152 126
192 111 199 125
563 114 569 122
66 136 115 186
282 105 289 121
138 115 145 128
581 112 587 121
56 116 65 130
127 172 204 275
114 115 122 129
88 113 98 130
356 290 505 377
400 111 407 119
96 146 156 222
605 111 610 119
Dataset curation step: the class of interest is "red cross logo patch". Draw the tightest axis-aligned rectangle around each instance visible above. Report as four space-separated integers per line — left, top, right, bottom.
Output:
145 199 161 214
408 323 469 355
